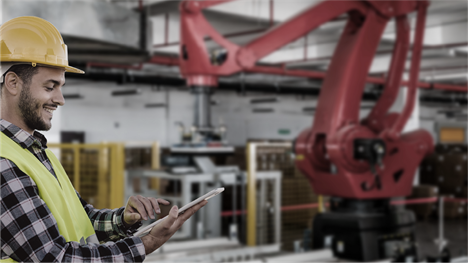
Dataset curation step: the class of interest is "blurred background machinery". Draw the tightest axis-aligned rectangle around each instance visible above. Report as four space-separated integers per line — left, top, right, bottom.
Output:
3 0 467 262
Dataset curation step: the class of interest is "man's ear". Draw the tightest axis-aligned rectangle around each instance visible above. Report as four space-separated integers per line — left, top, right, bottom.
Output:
3 72 21 96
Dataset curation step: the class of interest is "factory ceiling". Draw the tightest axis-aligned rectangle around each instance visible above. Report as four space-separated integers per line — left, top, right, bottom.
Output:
1 0 467 102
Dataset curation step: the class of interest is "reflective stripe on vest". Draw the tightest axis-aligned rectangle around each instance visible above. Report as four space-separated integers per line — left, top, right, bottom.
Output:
0 133 98 262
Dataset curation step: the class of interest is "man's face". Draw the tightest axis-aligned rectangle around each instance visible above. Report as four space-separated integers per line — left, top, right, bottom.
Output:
18 67 65 132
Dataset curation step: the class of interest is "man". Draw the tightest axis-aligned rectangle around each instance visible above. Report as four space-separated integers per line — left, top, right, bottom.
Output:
0 16 207 262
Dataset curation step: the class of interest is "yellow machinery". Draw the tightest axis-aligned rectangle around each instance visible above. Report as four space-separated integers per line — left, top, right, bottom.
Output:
47 142 158 209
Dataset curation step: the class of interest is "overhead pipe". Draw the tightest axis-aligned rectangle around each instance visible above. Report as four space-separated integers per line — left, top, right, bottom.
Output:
84 55 467 93
85 55 180 70
152 20 353 49
270 0 274 27
86 62 144 70
165 13 169 45
271 41 468 67
153 28 270 48
66 69 466 105
419 65 467 72
153 0 277 49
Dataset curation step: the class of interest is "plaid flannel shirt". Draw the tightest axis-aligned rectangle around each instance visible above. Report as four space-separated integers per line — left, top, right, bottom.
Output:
0 119 146 262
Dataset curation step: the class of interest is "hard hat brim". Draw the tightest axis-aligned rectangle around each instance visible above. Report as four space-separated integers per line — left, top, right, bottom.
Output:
65 65 85 74
1 61 85 74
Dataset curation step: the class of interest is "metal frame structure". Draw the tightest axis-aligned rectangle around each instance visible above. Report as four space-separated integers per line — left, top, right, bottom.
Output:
48 142 125 209
126 168 281 243
246 142 290 246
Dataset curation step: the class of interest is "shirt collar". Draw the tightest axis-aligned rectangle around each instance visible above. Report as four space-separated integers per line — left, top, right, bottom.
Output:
0 119 48 149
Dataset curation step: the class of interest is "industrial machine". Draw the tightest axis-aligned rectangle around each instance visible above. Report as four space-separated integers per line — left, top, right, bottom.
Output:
176 0 433 261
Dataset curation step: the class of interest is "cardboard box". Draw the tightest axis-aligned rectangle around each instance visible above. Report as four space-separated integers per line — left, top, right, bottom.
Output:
436 195 467 219
462 186 468 199
442 201 466 219
436 153 467 195
419 155 438 185
407 185 438 220
435 143 468 154
411 185 439 197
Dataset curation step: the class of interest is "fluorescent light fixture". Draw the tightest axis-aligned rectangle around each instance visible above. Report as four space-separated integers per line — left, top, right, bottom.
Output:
424 73 468 81
419 116 435 121
250 97 278 104
437 109 462 114
63 94 83 99
111 89 141 96
252 108 274 113
145 103 166 108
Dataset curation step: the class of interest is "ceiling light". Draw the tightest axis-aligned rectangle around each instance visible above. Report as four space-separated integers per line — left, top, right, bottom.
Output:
63 94 83 99
111 89 141 96
303 107 316 112
437 109 462 114
424 73 467 81
252 108 274 113
145 103 166 108
250 97 278 104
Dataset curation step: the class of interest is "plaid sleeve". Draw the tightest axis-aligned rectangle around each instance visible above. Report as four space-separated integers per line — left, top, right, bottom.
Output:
79 196 142 242
1 158 146 262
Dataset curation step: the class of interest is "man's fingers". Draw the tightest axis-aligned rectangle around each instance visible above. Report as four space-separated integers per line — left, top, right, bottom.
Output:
149 198 161 214
130 213 141 221
138 195 157 220
129 196 149 221
179 200 208 221
131 195 149 220
157 198 170 205
162 206 178 230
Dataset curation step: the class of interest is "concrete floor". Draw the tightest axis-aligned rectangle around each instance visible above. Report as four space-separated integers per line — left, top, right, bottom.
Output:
415 218 467 260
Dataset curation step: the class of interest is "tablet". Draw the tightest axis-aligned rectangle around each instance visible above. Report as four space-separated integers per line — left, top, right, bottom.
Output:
133 187 224 237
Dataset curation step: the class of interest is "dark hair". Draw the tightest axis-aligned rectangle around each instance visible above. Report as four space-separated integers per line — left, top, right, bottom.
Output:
7 64 37 85
2 64 39 87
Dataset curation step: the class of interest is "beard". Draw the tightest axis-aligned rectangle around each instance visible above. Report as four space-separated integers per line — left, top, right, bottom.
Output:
18 84 51 131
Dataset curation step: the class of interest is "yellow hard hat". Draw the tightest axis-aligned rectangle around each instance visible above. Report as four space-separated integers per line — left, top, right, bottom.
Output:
0 16 84 74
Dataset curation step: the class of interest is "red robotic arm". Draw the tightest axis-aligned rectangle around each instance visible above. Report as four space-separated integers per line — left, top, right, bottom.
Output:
178 0 433 199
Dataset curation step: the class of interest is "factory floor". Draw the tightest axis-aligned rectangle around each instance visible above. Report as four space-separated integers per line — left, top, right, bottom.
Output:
415 217 467 260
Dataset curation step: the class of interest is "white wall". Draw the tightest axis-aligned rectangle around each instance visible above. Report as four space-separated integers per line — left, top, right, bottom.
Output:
60 79 319 146
59 79 462 148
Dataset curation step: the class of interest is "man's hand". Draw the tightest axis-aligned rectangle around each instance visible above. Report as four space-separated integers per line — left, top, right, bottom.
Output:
141 200 208 255
123 195 170 227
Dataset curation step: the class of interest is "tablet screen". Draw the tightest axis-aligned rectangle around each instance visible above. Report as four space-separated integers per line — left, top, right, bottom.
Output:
134 187 224 237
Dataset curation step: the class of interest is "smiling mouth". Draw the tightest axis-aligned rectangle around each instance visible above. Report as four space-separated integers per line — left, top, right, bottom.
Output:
43 106 57 114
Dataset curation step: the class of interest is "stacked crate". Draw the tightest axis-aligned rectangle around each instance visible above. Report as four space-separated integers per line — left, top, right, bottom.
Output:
419 143 467 219
420 144 467 197
440 196 467 219
462 188 468 217
406 185 438 220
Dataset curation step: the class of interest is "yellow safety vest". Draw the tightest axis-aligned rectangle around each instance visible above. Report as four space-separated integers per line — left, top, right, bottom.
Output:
0 132 98 262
